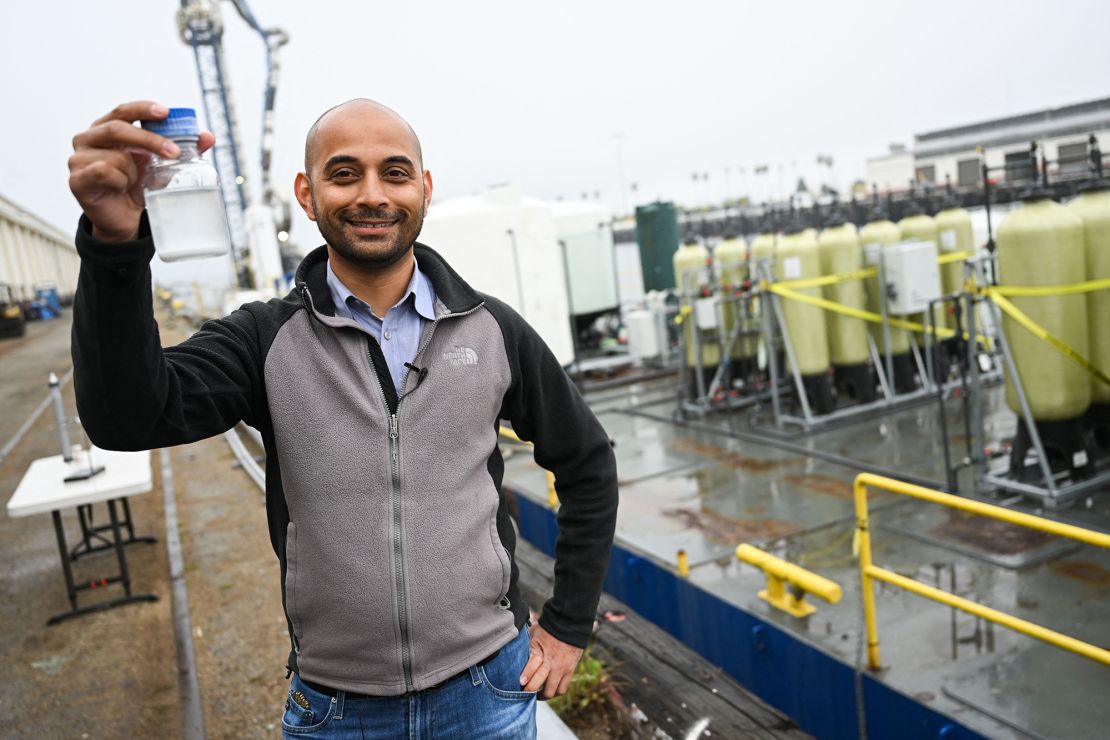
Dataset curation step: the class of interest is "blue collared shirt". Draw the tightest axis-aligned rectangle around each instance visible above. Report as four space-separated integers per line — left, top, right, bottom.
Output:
326 257 437 395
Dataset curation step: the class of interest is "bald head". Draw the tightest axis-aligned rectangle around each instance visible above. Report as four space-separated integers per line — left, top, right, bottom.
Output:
303 99 423 174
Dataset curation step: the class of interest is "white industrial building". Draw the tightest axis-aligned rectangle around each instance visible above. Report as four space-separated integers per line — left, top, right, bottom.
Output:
867 97 1110 191
0 194 79 302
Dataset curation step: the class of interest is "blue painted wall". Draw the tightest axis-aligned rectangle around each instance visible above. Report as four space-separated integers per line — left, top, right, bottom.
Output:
513 492 984 740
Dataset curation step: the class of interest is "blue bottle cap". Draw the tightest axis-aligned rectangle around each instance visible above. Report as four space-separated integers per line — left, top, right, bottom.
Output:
141 108 201 138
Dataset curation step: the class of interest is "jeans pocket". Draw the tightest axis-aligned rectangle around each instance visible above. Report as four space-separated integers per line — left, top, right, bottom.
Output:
281 676 338 735
478 629 538 701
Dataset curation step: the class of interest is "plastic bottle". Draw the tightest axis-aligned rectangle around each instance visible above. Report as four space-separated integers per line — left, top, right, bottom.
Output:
141 108 231 261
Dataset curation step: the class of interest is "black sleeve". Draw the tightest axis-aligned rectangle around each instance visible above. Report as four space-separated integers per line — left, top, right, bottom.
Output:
71 214 264 451
486 296 618 649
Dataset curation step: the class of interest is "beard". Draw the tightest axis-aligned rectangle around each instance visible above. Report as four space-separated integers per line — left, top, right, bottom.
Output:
313 198 425 269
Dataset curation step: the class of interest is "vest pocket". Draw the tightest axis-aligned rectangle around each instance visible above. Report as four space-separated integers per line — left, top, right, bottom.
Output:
285 522 304 641
489 518 511 604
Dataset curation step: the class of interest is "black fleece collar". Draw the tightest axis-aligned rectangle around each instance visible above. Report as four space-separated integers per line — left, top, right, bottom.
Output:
294 242 485 317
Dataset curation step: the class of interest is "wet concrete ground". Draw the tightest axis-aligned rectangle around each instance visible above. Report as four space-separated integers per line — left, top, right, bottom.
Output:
503 375 1110 740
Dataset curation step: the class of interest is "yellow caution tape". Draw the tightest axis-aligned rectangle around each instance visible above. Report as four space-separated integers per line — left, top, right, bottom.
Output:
775 251 971 292
991 276 1110 298
769 284 994 346
776 267 877 290
770 284 958 339
937 250 973 265
987 289 1110 387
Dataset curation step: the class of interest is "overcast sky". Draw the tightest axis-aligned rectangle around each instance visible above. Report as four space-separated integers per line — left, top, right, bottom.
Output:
2 0 1108 256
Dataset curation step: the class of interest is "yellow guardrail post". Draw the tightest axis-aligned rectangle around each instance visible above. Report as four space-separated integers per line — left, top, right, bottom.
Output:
853 476 884 669
498 425 559 509
677 549 690 577
736 544 843 618
854 472 1110 671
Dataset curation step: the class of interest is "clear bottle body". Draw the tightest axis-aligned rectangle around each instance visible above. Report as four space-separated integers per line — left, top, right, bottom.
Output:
142 138 232 261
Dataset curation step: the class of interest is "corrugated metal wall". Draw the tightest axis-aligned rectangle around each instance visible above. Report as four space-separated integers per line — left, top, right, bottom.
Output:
0 194 78 302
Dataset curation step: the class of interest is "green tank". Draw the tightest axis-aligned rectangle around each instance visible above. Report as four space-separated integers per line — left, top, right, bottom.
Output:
775 228 829 376
673 240 721 370
635 202 680 292
714 236 754 361
1067 186 1110 405
996 197 1089 421
934 204 975 330
818 222 868 367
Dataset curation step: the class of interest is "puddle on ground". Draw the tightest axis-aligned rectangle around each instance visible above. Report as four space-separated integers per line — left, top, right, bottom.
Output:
668 436 798 473
931 511 1054 555
782 473 853 499
662 506 799 544
1050 560 1110 586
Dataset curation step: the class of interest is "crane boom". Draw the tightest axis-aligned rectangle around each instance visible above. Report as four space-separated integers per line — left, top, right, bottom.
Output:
175 0 290 290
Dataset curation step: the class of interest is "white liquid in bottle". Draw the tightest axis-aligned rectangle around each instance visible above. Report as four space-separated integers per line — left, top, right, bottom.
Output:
145 186 231 261
141 108 233 262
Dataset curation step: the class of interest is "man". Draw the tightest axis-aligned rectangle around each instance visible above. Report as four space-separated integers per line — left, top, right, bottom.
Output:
68 99 618 738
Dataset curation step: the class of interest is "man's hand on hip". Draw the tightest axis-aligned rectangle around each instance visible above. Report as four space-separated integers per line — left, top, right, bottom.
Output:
519 623 584 699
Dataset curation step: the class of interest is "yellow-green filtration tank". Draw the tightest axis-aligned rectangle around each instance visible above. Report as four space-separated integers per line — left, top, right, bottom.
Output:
750 230 778 376
818 218 874 401
1067 186 1110 403
996 194 1092 478
898 207 945 378
933 201 975 329
674 239 720 389
859 214 916 393
775 224 834 413
1067 183 1110 444
750 231 777 279
714 235 756 375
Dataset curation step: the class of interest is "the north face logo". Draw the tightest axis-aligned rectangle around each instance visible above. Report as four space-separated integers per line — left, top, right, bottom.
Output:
443 346 479 366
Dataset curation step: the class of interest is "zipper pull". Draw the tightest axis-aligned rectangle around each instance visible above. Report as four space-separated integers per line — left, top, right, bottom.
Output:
389 414 398 439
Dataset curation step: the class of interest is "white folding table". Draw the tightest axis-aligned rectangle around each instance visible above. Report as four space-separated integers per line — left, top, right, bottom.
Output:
7 447 159 625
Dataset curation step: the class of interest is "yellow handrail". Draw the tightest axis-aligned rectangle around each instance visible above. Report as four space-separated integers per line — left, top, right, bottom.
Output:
854 472 1110 670
736 544 843 617
498 425 558 509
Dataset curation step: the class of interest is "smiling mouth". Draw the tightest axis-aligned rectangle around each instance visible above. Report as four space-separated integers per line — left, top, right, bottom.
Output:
346 218 399 232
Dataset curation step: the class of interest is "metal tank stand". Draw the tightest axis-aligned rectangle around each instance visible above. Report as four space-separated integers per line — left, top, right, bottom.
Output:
756 272 943 436
677 269 774 418
968 260 1110 508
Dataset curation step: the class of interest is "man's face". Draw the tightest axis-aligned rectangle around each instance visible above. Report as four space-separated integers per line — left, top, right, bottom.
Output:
295 105 433 269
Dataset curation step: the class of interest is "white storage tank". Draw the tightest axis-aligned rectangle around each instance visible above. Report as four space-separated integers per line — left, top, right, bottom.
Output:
418 185 575 366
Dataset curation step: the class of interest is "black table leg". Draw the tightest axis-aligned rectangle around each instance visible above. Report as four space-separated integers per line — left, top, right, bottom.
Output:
47 501 159 626
51 510 78 611
69 497 157 560
107 499 131 596
121 497 136 541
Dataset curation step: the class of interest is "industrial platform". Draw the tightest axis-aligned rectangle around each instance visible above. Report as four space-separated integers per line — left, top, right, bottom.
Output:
502 374 1110 740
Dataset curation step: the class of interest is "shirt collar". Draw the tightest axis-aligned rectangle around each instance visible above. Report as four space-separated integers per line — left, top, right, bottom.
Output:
325 255 436 321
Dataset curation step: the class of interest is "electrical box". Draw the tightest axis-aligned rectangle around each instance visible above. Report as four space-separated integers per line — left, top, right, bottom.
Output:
883 239 941 315
624 309 661 359
694 296 718 330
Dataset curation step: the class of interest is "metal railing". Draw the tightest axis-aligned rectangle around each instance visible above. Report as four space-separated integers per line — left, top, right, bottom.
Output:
736 544 842 617
854 472 1110 670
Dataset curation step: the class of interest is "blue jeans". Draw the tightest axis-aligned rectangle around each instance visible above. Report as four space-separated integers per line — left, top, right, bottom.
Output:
281 626 537 739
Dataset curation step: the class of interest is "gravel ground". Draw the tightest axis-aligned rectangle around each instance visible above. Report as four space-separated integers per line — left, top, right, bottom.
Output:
1 310 292 739
0 313 181 739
